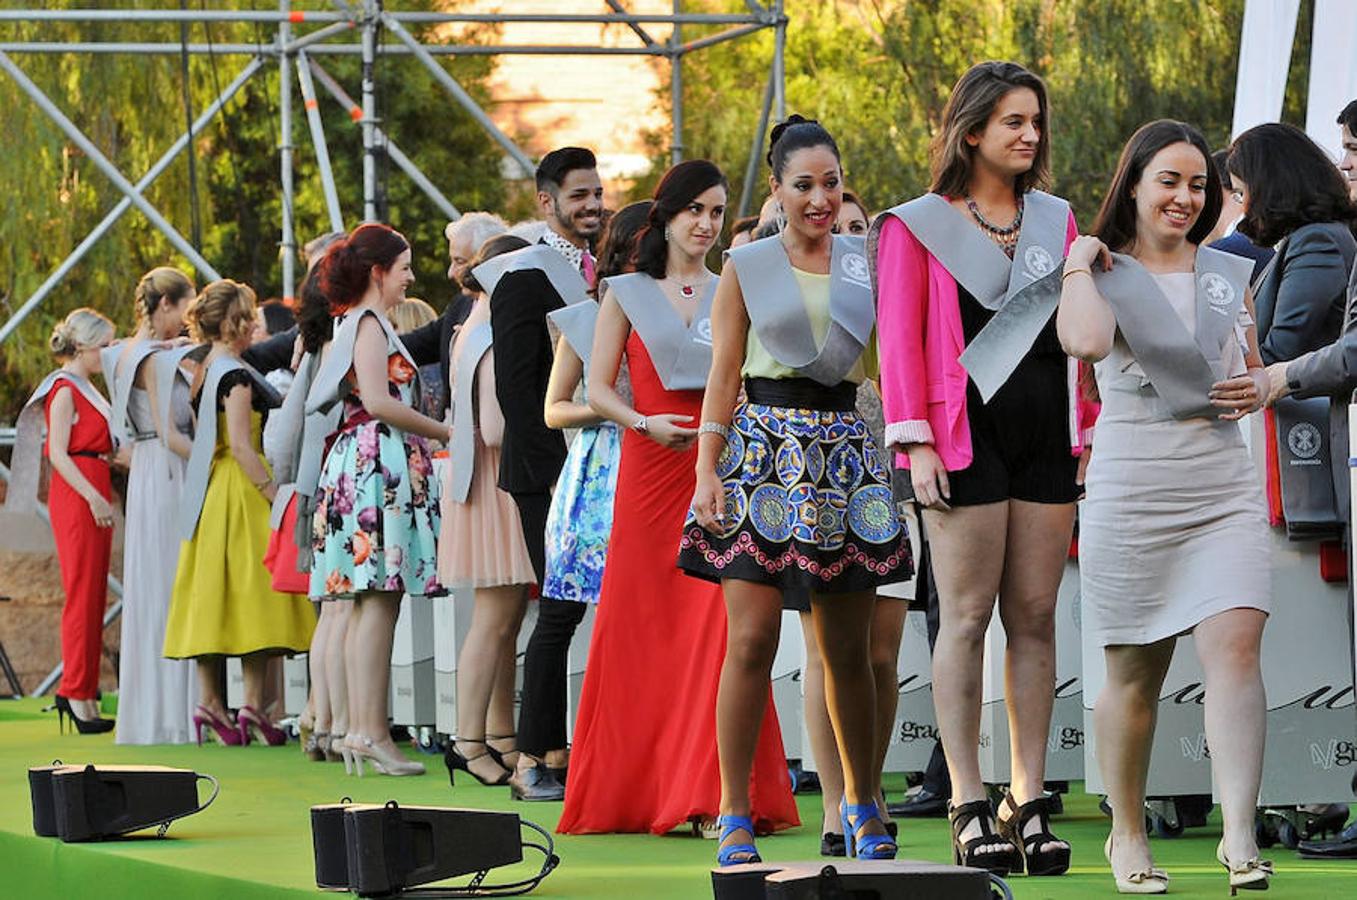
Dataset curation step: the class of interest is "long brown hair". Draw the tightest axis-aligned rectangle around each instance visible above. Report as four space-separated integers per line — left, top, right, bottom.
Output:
930 61 1051 198
1091 119 1220 252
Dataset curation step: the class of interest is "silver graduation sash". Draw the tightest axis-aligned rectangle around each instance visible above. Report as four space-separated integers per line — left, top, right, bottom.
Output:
546 299 601 367
605 272 716 391
727 233 874 387
1272 395 1343 540
872 190 1071 401
1092 245 1254 420
108 340 168 444
179 356 281 541
306 307 418 416
153 344 200 452
7 371 113 514
446 322 494 504
472 243 590 308
268 350 340 532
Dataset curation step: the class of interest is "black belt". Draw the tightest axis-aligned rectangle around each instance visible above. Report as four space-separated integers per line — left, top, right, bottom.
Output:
744 377 857 412
70 450 109 459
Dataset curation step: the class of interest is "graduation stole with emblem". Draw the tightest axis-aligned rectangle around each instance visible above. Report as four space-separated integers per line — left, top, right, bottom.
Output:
1091 245 1253 420
603 272 717 391
871 190 1070 401
727 233 875 388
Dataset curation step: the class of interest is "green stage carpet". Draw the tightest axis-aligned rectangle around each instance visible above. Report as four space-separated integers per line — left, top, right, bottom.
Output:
1 699 1353 898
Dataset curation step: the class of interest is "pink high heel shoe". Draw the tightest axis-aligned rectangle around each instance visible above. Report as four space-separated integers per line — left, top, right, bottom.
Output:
194 705 244 746
236 705 288 747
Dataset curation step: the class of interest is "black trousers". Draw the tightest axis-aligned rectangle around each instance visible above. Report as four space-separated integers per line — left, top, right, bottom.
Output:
518 599 587 756
510 490 587 757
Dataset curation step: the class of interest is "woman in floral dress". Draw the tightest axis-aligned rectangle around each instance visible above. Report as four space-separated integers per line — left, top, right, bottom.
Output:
308 223 450 777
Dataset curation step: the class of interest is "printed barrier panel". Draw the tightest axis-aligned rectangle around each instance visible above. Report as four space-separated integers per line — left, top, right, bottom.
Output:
979 558 1085 784
284 653 309 718
773 610 804 762
390 595 435 728
433 586 474 737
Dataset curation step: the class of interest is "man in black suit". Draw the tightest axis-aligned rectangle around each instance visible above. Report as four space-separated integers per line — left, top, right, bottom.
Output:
492 147 604 801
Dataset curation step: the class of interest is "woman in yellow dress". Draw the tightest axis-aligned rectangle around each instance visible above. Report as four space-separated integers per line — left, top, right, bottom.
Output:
163 280 316 746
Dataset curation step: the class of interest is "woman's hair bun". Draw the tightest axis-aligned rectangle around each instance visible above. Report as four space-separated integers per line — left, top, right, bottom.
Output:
766 114 815 167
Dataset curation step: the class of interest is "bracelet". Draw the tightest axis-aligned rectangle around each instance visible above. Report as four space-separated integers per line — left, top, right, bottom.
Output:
1062 267 1093 282
630 415 649 434
698 421 730 439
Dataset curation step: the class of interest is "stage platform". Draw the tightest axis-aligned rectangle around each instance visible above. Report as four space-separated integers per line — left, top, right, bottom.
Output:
2 699 1354 899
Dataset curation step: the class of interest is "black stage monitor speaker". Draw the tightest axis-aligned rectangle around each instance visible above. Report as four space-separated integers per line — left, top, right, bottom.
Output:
311 801 354 892
713 860 1001 900
333 802 524 897
29 764 218 842
28 763 75 836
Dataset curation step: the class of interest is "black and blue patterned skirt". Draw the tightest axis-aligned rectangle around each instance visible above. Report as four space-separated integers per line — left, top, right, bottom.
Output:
678 378 912 594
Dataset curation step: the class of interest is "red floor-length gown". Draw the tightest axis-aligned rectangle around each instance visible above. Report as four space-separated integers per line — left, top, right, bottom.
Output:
557 334 799 835
46 379 114 700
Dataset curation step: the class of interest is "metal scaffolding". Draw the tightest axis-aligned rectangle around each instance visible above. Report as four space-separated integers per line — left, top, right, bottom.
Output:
0 0 787 341
0 2 786 696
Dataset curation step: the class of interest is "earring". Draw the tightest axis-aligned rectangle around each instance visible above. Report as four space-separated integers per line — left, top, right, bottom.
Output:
664 225 672 241
774 203 787 233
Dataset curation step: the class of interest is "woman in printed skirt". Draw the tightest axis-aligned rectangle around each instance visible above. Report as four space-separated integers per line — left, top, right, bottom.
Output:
680 120 912 864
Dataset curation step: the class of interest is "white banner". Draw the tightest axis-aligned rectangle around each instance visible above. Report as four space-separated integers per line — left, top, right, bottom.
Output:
1305 0 1357 157
1232 0 1301 139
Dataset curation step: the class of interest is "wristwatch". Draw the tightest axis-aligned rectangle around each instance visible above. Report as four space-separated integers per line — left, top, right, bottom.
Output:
630 415 649 434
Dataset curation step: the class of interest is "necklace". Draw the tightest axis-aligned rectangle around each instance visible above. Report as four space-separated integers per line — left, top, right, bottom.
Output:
965 195 1024 256
673 272 709 298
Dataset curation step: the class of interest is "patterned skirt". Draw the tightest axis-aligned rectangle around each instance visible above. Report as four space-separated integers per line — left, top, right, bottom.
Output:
678 378 912 594
310 418 442 599
543 423 622 603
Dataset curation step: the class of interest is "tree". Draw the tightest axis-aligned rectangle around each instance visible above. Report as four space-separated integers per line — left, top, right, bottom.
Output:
0 0 508 424
646 0 1316 231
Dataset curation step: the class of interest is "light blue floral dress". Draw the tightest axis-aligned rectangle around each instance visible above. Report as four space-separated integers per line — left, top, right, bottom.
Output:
542 420 621 603
310 348 441 598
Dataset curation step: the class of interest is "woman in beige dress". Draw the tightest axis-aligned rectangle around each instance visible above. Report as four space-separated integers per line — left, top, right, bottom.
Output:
438 233 538 787
1057 120 1272 895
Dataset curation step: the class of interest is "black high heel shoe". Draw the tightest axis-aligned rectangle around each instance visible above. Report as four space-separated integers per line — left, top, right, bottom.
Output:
444 740 512 787
996 791 1071 876
49 695 114 735
949 799 1021 876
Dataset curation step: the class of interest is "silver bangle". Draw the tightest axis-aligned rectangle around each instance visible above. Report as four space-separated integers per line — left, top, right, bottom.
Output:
698 421 730 439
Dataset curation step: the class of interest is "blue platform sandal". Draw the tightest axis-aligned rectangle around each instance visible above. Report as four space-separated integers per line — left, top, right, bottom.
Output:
841 800 898 860
716 814 762 867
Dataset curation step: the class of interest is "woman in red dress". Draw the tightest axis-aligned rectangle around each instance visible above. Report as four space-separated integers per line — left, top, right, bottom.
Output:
557 161 798 836
39 309 118 733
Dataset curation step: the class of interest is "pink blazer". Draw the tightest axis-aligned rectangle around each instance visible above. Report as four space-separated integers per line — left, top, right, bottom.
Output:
876 209 1097 471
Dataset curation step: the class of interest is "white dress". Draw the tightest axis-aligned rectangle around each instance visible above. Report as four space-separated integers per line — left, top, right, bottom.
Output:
115 381 198 744
1079 272 1271 646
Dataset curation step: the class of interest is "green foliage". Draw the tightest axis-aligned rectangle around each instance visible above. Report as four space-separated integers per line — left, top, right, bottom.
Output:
652 0 1310 234
0 0 507 423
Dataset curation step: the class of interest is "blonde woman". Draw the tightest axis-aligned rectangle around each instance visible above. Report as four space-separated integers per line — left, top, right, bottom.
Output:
24 309 118 733
110 267 200 745
162 280 316 746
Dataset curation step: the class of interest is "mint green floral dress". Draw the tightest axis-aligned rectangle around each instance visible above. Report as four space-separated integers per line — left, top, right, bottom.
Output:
310 345 442 598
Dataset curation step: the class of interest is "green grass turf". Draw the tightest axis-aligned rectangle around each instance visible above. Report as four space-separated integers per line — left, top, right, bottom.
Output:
2 698 1355 898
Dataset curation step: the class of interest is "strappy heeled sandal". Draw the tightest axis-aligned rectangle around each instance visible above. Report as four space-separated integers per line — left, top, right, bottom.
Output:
716 814 761 867
949 799 1021 876
841 799 897 860
996 791 1071 876
1217 839 1272 895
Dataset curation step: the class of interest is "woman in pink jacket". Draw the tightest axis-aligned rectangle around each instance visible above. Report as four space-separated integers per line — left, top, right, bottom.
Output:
873 61 1095 879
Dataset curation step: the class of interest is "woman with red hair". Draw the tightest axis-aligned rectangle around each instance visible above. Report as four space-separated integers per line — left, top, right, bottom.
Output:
307 223 450 777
